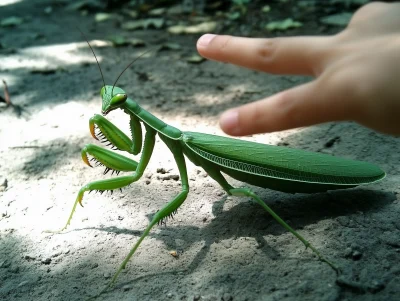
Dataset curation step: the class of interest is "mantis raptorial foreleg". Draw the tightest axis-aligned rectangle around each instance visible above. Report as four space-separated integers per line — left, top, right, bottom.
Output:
89 114 142 155
81 144 138 174
47 123 156 233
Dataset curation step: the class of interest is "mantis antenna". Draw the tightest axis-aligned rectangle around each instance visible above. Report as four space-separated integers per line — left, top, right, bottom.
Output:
76 27 107 91
111 48 153 96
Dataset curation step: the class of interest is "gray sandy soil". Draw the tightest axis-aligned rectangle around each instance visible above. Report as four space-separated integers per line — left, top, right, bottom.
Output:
1 1 399 301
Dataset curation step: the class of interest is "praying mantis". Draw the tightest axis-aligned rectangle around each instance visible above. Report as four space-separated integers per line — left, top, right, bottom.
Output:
48 38 385 297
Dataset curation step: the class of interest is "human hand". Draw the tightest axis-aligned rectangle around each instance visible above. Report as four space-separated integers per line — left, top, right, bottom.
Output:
196 2 400 136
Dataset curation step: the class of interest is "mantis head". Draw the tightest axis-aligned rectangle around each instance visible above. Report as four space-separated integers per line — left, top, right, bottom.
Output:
101 85 127 115
78 29 150 116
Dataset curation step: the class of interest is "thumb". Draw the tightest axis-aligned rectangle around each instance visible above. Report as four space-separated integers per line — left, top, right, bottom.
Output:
219 79 354 136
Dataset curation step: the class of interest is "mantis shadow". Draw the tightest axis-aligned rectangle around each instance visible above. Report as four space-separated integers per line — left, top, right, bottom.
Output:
75 187 394 284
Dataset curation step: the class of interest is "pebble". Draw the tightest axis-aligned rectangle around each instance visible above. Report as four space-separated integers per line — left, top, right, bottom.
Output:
0 178 7 192
41 258 51 265
24 254 36 261
157 167 167 174
157 174 179 181
352 251 362 261
193 294 201 301
123 284 132 291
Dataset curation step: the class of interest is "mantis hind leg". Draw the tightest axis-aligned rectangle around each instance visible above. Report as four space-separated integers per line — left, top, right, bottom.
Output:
198 158 340 274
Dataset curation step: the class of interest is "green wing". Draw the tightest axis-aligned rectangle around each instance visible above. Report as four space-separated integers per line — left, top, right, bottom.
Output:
183 132 385 186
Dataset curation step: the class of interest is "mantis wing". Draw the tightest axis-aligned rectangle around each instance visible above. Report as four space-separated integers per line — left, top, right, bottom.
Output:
182 132 385 193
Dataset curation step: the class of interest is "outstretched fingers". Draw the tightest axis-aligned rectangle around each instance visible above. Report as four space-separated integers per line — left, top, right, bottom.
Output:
197 34 332 76
219 75 356 136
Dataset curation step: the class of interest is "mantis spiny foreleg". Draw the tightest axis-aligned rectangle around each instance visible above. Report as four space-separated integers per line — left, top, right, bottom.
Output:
46 124 156 233
89 114 142 155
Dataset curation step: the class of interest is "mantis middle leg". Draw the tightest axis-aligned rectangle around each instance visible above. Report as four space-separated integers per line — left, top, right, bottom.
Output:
100 135 190 293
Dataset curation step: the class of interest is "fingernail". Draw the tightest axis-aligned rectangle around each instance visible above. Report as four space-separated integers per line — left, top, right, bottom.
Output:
197 34 216 47
220 110 240 135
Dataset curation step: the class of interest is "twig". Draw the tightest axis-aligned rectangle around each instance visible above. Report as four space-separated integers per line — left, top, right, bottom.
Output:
1 80 11 106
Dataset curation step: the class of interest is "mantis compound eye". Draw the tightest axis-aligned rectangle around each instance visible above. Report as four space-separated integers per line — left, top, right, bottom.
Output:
110 93 127 107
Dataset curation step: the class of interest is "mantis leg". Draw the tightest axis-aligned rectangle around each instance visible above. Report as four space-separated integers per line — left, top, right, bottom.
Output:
198 158 340 274
102 136 189 293
89 114 142 155
46 125 156 233
81 144 138 174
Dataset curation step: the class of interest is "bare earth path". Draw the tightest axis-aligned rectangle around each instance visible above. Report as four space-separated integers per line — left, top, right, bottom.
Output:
1 1 399 300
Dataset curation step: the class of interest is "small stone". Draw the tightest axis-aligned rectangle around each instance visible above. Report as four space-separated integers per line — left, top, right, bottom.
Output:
123 284 132 291
167 292 173 298
24 254 36 261
193 294 201 301
157 168 167 174
103 272 111 279
171 175 179 181
0 178 7 191
215 190 224 197
41 258 51 265
344 247 352 258
352 251 362 261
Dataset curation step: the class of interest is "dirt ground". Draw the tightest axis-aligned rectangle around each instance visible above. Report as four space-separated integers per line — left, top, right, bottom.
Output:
1 1 400 301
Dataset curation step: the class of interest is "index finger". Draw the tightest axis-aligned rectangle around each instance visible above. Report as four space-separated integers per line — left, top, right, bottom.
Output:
196 34 332 76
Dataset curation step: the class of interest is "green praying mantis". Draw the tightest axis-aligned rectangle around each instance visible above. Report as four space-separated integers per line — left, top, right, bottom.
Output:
48 37 385 297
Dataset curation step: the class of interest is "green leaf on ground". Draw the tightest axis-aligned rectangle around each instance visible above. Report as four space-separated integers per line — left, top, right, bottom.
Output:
186 54 205 64
320 13 353 26
121 18 164 31
168 21 217 35
266 18 302 31
1 17 23 27
95 13 112 22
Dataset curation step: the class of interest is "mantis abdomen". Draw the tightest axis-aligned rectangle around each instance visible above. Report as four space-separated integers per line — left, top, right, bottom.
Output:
182 131 385 193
